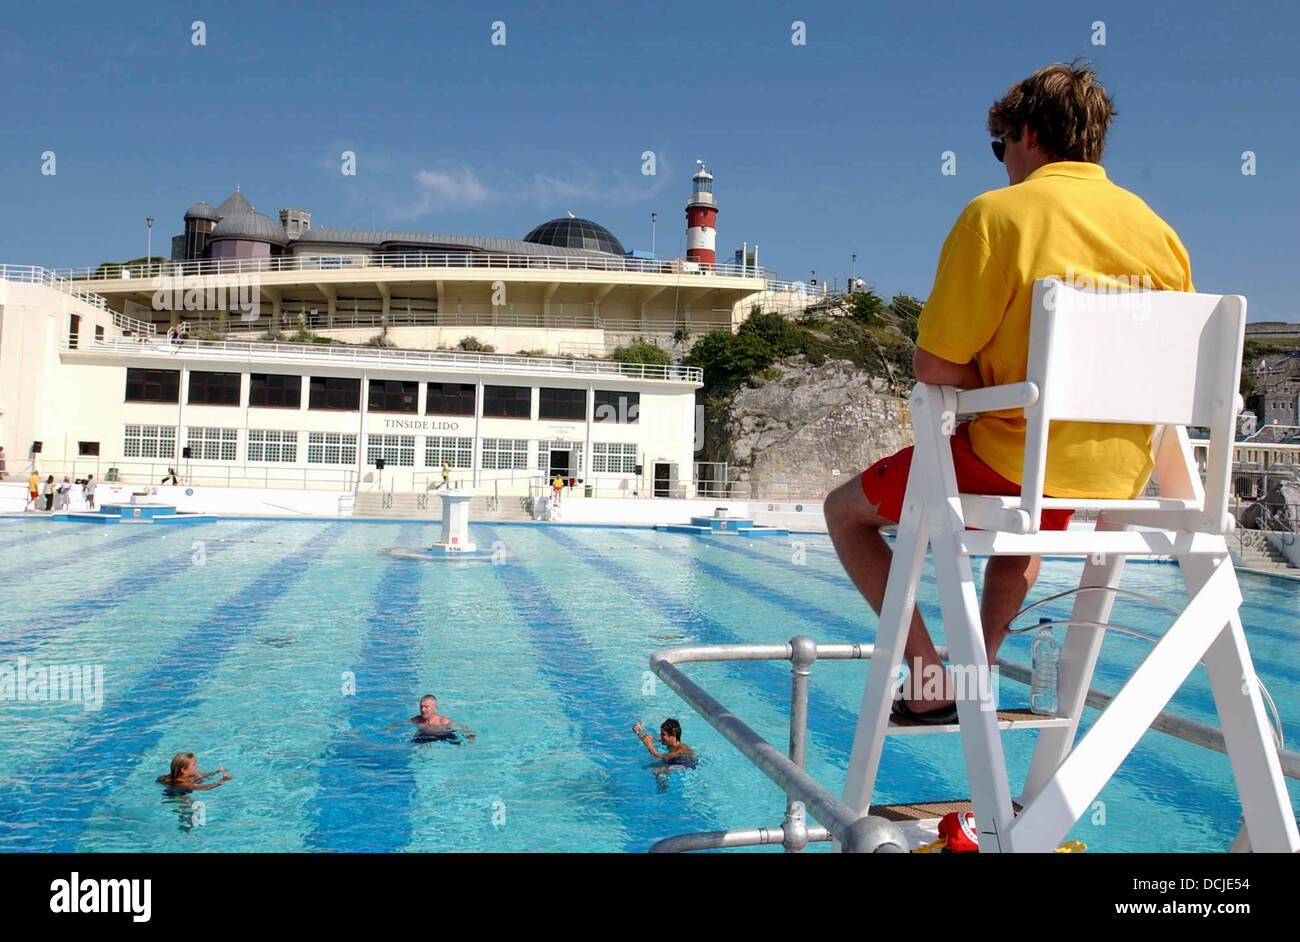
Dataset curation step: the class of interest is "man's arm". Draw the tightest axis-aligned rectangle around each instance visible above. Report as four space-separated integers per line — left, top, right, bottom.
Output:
913 347 984 390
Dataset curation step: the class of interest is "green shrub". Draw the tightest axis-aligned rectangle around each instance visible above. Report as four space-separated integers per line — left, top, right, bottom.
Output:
458 336 495 353
611 337 671 366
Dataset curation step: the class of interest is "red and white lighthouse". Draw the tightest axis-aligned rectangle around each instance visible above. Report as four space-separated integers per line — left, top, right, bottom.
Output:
685 160 717 267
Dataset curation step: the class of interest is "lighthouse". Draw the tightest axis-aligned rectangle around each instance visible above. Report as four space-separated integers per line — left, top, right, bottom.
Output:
685 160 717 267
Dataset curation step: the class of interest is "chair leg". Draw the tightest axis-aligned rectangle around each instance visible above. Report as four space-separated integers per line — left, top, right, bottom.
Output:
839 498 930 833
929 521 1018 852
1180 554 1300 852
1022 518 1128 801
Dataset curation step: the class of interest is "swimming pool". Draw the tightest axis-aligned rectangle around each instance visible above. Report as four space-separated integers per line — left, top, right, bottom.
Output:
0 517 1296 852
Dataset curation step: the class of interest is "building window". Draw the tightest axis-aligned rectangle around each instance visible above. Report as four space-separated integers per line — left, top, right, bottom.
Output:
592 442 638 473
187 427 238 461
78 441 100 457
426 382 476 416
539 387 587 421
248 429 298 462
307 431 357 465
123 424 177 459
482 384 531 418
125 368 180 403
188 370 242 406
94 325 104 342
594 390 639 424
536 440 584 472
425 436 473 468
368 379 419 413
250 373 302 408
309 376 361 411
366 434 416 467
481 438 529 470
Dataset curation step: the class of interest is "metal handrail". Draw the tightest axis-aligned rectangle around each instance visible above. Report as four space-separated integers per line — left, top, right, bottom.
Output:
68 336 703 383
0 264 112 312
649 636 1300 853
53 251 799 288
25 457 357 492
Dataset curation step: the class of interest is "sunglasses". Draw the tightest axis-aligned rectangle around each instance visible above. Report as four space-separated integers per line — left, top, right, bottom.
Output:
991 138 1007 163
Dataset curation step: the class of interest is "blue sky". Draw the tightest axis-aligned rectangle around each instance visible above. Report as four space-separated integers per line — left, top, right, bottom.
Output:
1 0 1297 320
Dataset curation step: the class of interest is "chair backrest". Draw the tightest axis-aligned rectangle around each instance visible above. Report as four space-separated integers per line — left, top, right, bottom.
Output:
1020 278 1245 532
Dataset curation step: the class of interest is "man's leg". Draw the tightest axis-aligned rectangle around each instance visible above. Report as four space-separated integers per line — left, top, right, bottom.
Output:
981 555 1039 665
825 478 952 713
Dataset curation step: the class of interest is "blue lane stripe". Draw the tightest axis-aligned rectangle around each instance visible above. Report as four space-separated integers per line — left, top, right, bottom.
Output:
0 523 185 592
531 526 959 802
304 524 426 852
476 525 719 851
619 532 873 639
0 522 349 851
0 520 281 656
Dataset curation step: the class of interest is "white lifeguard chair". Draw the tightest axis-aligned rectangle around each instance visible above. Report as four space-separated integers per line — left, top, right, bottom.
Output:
840 278 1300 852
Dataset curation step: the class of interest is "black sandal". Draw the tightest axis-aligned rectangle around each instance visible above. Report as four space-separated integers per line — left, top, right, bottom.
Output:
890 697 959 725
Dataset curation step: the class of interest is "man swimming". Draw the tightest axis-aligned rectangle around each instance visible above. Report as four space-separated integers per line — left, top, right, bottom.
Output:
633 719 696 768
387 694 476 743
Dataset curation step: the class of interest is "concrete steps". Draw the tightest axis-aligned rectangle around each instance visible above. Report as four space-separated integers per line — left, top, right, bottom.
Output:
1233 535 1297 572
351 490 534 522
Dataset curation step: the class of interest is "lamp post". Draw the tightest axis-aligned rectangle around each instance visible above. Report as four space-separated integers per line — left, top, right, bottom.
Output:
851 253 857 284
146 217 154 277
651 211 657 257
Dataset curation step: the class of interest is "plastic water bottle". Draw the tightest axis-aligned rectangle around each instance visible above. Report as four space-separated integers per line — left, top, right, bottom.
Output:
1030 617 1060 716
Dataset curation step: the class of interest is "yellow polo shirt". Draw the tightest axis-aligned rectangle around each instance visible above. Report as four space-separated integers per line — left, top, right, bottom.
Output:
916 162 1194 498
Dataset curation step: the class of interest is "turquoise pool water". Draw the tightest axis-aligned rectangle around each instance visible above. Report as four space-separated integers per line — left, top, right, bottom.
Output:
0 517 1296 852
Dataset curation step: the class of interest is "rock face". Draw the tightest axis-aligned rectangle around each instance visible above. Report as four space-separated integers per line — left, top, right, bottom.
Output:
703 356 912 499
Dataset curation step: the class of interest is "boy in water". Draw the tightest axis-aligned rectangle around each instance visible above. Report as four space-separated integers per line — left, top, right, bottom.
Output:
633 719 696 767
156 752 232 791
387 694 475 740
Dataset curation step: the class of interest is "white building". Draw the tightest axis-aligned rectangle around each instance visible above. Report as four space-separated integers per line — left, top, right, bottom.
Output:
0 269 702 498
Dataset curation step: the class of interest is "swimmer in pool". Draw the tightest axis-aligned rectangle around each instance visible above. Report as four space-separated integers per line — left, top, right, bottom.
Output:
156 752 232 791
386 694 476 741
633 719 696 768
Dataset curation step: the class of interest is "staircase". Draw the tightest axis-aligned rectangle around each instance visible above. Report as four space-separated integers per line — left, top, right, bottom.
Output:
1233 532 1297 572
469 494 534 522
350 490 534 522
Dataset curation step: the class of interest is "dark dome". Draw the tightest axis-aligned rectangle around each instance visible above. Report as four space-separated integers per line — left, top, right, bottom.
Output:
209 208 287 245
185 201 220 222
523 217 624 256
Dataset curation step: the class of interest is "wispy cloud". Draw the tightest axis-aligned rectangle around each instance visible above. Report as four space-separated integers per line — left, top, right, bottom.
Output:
391 166 493 218
531 155 672 209
377 156 673 222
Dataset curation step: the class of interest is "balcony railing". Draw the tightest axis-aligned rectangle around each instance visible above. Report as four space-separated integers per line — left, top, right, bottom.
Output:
54 251 796 288
68 336 704 383
0 264 110 311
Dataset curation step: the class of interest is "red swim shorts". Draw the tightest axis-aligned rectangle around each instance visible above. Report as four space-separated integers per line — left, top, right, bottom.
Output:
859 423 1073 531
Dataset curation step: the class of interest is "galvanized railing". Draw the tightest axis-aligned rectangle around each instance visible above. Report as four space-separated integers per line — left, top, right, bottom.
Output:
70 336 703 382
649 635 1300 853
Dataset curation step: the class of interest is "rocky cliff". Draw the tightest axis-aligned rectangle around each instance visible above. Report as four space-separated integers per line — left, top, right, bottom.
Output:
701 355 912 498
